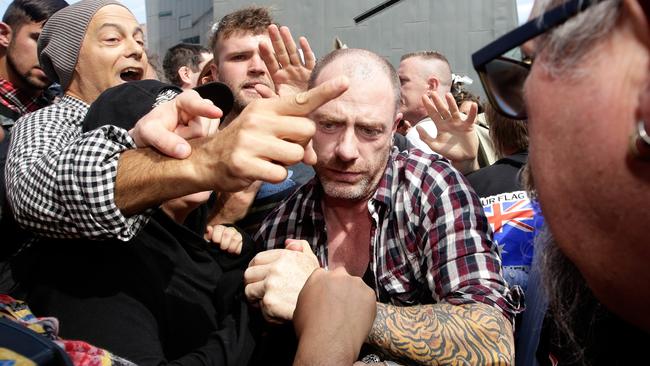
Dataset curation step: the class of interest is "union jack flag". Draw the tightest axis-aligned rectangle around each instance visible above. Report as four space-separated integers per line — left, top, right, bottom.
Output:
484 199 535 234
482 193 539 266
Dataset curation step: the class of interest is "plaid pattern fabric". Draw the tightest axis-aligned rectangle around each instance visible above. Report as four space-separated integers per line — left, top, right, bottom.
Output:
0 295 135 366
5 90 178 241
256 148 520 321
0 78 47 118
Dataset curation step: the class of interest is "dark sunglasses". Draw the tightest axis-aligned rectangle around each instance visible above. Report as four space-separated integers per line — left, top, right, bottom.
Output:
471 0 596 119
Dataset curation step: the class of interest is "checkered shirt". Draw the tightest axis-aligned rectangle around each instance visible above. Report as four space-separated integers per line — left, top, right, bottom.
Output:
256 148 520 321
5 90 178 241
0 78 48 121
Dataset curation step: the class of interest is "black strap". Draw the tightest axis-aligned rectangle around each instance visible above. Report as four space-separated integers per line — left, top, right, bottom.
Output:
0 103 19 127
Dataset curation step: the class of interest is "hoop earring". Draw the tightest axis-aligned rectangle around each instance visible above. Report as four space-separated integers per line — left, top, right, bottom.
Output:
630 120 650 161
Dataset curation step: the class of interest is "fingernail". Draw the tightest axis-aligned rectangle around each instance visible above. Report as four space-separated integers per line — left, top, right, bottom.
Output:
295 92 308 105
337 76 349 88
175 143 190 157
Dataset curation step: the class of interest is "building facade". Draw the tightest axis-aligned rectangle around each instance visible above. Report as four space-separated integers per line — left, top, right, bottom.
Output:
145 0 213 60
146 0 518 96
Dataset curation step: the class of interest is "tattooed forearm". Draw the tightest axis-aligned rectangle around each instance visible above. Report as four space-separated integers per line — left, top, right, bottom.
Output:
367 303 514 365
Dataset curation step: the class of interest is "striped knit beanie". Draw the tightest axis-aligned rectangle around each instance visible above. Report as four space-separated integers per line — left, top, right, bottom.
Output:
38 0 127 90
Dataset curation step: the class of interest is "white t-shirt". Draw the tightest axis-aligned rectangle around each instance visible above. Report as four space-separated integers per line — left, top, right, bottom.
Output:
405 117 437 153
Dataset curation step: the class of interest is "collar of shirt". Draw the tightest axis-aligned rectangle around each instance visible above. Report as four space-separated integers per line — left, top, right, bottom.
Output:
275 150 397 273
60 94 90 111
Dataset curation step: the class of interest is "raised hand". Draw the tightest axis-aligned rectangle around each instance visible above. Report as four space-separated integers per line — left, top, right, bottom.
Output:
420 92 480 174
259 24 316 97
200 76 349 193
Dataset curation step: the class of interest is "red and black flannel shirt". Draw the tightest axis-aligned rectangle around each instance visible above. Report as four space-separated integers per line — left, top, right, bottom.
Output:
0 78 47 118
255 148 521 322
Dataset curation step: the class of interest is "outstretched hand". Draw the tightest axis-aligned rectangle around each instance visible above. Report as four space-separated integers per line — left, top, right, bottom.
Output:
259 24 315 97
420 92 480 174
129 89 222 158
203 76 349 193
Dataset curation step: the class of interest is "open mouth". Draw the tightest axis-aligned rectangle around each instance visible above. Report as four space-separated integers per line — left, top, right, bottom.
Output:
120 67 143 82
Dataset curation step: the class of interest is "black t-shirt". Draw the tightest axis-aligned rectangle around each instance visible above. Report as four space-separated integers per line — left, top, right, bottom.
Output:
466 151 527 197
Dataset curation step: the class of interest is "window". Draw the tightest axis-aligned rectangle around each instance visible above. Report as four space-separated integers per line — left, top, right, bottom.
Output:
182 36 200 44
179 14 191 30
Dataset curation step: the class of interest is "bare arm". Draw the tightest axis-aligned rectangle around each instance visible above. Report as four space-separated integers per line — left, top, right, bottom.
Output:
116 77 349 216
368 302 514 365
293 268 376 366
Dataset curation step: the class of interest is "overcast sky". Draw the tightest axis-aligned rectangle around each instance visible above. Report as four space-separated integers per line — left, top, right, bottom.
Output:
517 0 535 24
0 0 532 27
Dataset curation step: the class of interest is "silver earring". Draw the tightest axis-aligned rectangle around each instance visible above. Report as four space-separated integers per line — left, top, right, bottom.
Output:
630 120 650 161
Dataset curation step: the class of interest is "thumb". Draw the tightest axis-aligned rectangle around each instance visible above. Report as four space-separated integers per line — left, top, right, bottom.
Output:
255 83 278 99
133 124 192 159
285 239 314 255
204 225 213 241
302 140 317 165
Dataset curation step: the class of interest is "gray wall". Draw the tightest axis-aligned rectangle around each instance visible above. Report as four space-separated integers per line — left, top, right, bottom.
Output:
213 0 517 96
147 0 518 96
145 0 214 60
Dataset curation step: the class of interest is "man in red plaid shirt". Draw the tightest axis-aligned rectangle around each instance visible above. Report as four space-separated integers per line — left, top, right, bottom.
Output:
245 48 520 365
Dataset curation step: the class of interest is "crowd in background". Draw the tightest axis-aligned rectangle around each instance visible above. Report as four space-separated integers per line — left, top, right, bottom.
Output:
0 0 648 365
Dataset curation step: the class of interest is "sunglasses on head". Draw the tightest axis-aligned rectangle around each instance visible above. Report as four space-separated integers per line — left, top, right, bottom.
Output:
472 0 597 119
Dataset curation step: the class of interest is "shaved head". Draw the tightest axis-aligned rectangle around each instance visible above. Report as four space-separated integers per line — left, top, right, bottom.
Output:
309 48 400 114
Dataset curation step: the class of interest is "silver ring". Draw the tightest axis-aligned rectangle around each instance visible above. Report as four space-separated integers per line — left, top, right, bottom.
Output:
630 120 650 160
637 120 650 145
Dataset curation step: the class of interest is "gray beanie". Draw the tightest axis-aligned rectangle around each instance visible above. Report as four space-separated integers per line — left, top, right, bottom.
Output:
38 0 128 91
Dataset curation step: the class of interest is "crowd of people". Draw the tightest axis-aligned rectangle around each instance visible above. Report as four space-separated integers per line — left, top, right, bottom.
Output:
0 0 648 365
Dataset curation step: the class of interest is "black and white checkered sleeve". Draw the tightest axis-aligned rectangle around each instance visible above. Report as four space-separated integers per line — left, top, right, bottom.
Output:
6 90 179 241
5 100 147 241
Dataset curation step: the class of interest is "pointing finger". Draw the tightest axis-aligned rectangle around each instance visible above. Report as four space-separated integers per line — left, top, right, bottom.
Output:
270 75 349 116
